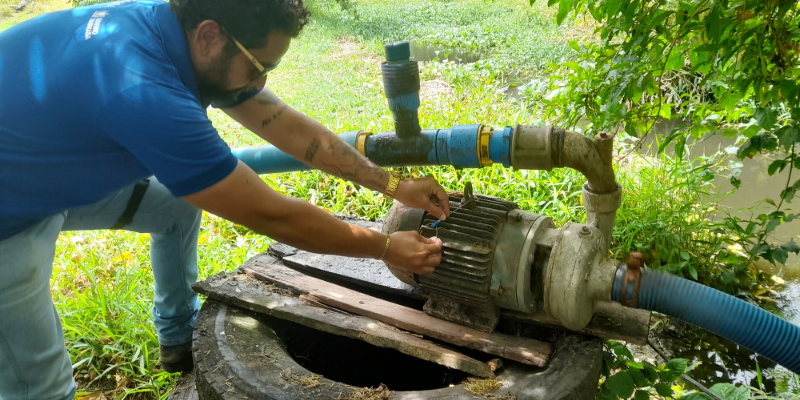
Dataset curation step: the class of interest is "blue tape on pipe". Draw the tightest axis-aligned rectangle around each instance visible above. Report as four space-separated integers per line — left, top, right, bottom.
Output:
489 127 512 167
387 92 420 110
435 128 452 165
339 131 360 147
448 124 481 168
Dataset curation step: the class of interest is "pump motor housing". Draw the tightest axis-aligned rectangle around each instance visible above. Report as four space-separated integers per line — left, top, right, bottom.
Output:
382 190 616 332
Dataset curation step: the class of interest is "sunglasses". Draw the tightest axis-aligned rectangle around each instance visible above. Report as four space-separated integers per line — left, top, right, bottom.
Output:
223 27 280 80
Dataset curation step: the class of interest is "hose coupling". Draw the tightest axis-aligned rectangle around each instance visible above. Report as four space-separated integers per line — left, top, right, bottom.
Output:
618 252 644 308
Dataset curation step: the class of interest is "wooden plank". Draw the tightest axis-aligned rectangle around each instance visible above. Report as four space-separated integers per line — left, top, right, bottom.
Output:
167 374 198 400
503 302 651 345
192 272 495 378
241 256 552 366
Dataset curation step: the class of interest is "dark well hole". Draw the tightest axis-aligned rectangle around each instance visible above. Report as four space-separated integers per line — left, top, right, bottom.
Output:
261 313 557 391
275 320 472 390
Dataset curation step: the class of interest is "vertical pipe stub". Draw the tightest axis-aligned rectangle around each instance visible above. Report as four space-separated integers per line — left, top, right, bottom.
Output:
381 41 421 138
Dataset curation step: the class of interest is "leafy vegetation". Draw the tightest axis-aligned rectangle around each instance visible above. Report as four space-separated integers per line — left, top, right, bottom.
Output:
530 0 800 283
600 339 800 400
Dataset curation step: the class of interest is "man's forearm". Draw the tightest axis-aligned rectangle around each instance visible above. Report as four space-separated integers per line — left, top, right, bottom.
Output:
185 162 387 259
302 128 389 192
253 195 386 258
227 89 390 192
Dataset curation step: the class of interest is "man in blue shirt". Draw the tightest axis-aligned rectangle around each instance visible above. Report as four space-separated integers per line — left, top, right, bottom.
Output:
0 0 451 398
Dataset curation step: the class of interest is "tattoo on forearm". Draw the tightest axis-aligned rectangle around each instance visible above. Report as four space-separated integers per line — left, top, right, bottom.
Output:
262 104 289 128
305 138 321 163
318 135 389 192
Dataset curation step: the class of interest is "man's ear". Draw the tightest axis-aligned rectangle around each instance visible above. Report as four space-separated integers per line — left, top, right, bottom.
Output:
191 20 227 58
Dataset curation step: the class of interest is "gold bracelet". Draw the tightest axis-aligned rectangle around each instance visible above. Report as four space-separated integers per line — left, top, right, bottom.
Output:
384 171 403 200
379 234 391 260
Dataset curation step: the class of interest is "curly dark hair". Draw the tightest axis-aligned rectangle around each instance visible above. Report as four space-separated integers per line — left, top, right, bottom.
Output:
170 0 311 48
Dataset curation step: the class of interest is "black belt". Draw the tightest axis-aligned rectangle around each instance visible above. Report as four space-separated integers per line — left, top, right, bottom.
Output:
111 179 150 229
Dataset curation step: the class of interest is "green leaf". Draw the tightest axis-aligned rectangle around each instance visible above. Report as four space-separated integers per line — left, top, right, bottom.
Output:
752 243 771 255
689 266 698 280
738 134 778 159
658 132 680 153
597 386 618 400
641 362 658 383
681 394 713 400
774 247 789 264
689 48 711 74
629 367 648 387
730 177 741 189
766 218 782 233
602 352 617 376
780 80 799 101
720 92 741 111
722 271 735 284
781 179 800 203
568 40 580 51
556 0 574 24
654 383 674 397
607 0 623 16
675 135 687 159
680 251 690 261
781 241 800 254
605 371 635 398
626 122 638 137
710 383 749 400
611 343 634 360
661 358 688 381
705 6 725 42
779 126 800 151
768 159 788 176
634 390 649 400
665 51 684 71
742 125 762 138
755 107 778 129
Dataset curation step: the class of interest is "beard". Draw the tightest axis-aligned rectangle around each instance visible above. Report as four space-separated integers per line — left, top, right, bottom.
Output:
195 54 243 107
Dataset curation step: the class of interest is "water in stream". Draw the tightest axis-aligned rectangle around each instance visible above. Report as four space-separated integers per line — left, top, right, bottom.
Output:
627 119 800 394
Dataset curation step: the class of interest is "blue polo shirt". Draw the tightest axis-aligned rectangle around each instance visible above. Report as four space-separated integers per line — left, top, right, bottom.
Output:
0 0 247 240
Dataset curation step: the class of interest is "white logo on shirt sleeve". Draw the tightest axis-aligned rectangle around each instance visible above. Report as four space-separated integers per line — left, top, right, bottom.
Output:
84 11 108 40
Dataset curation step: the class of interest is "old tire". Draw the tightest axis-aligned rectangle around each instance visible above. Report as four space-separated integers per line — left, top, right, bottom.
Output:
194 299 601 400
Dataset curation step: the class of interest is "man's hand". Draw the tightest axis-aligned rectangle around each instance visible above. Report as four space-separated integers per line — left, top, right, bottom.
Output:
382 231 443 275
393 177 451 221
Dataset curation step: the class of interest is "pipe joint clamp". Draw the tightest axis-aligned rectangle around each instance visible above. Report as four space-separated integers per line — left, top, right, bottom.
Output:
356 131 373 156
478 125 494 167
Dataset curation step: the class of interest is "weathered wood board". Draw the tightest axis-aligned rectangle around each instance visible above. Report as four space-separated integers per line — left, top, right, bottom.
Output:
193 272 496 378
241 255 552 366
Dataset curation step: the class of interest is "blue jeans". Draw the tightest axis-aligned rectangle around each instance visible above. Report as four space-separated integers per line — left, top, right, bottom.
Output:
0 178 202 400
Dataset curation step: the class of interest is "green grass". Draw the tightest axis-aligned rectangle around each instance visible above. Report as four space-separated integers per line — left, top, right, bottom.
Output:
3 0 795 398
0 0 68 31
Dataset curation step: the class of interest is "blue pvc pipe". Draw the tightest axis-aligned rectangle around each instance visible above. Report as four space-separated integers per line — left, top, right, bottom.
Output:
612 267 800 374
232 125 512 175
